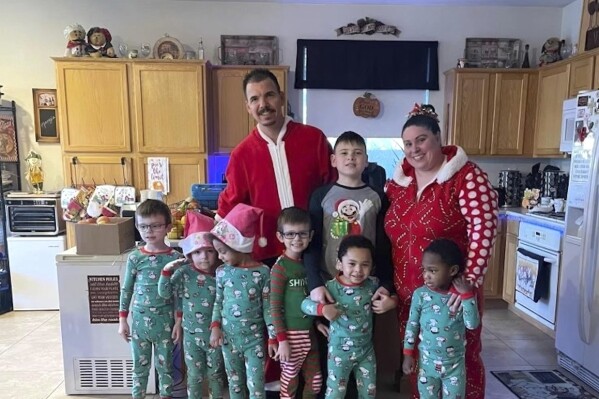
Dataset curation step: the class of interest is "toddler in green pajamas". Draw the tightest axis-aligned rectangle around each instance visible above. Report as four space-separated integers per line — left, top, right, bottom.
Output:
208 204 276 399
119 199 183 399
402 239 481 399
302 235 396 399
158 212 226 399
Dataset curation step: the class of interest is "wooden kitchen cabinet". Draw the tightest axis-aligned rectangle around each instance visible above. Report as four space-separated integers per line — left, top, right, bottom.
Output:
484 218 505 300
211 66 289 152
502 219 520 304
135 155 206 204
444 69 534 156
131 63 207 154
569 55 594 97
63 155 134 187
534 63 570 156
56 60 131 152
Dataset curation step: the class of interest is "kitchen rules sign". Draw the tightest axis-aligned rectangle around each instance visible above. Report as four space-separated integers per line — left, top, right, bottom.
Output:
148 157 169 194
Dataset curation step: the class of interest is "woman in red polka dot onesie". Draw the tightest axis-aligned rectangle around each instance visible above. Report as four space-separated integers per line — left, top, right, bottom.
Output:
384 103 498 398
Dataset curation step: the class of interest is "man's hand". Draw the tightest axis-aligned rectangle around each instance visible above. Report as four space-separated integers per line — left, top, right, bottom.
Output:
316 322 330 339
322 304 341 322
371 287 397 314
402 354 415 375
172 320 182 344
118 318 131 342
276 340 290 363
210 326 224 348
310 286 334 304
452 275 474 295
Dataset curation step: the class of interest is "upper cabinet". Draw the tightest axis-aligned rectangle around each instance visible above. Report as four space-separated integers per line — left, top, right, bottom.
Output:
569 55 594 98
534 63 570 157
444 69 535 156
54 58 208 154
211 66 288 153
131 63 206 154
56 60 131 152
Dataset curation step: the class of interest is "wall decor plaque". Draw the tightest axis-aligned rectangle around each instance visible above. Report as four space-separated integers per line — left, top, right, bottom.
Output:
464 38 521 68
220 35 279 65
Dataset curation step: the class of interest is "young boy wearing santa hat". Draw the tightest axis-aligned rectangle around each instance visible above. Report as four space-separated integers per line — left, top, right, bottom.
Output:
158 212 226 399
208 203 276 399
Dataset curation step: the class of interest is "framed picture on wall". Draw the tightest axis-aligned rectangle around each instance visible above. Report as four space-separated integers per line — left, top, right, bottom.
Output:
33 88 59 143
0 105 18 162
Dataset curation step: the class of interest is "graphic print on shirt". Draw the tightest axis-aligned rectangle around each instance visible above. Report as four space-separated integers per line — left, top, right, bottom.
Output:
330 198 373 239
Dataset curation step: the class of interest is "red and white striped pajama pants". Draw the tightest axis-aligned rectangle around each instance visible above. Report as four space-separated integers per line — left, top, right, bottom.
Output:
279 330 323 399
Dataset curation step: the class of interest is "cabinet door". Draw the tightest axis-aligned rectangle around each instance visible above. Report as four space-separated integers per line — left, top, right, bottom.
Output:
569 55 594 97
502 232 518 304
451 73 490 155
132 63 206 154
136 155 206 204
56 61 131 152
213 68 252 152
212 67 289 152
534 64 570 156
63 155 134 187
488 73 529 155
483 220 505 299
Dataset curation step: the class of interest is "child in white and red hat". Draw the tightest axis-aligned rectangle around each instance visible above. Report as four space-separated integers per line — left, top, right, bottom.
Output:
158 211 226 399
208 204 276 399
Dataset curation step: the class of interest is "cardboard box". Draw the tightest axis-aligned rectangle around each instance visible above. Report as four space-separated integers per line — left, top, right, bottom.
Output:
75 217 136 255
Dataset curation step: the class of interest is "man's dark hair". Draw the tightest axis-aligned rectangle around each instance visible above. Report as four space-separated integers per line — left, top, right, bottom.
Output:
277 206 311 231
136 199 172 226
424 238 465 273
334 131 367 152
242 68 281 96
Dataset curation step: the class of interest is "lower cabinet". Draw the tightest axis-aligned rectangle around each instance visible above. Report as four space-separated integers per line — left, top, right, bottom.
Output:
484 218 505 299
502 220 520 304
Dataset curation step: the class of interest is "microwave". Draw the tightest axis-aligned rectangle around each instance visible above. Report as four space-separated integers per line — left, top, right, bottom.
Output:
5 192 65 236
561 98 577 153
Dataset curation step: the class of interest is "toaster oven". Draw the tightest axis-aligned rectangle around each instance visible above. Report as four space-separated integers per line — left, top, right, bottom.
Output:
5 192 65 236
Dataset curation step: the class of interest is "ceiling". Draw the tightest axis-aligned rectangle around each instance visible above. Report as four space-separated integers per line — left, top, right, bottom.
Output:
187 0 576 6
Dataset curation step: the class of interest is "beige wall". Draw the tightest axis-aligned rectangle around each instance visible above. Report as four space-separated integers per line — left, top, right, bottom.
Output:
1 0 569 191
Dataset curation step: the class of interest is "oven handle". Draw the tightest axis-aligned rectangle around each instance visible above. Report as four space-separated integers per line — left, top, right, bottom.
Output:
543 257 557 264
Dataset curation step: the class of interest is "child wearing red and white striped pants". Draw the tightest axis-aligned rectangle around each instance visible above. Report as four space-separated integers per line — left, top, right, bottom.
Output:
270 207 323 399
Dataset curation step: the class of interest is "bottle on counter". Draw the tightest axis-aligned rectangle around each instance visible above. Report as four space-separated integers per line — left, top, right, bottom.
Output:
197 39 205 60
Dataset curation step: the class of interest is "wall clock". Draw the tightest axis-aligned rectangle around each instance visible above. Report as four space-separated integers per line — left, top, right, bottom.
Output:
153 34 184 60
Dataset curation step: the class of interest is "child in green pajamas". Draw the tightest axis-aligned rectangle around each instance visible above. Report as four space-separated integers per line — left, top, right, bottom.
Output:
209 203 276 399
271 207 323 399
302 235 397 399
402 239 481 399
119 199 183 399
158 212 226 399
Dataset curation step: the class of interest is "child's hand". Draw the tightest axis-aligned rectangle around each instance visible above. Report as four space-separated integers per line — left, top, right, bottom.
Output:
322 304 341 322
276 340 290 363
164 258 186 272
316 322 330 339
402 354 415 375
452 275 473 295
210 326 223 348
118 318 130 342
172 321 182 344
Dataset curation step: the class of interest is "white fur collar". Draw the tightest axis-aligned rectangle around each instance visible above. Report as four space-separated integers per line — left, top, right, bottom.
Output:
392 146 468 187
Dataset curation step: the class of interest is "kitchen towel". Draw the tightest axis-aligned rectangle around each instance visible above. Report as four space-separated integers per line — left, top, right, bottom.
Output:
516 247 550 302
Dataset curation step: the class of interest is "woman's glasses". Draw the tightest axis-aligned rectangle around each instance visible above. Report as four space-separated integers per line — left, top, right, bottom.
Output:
280 231 310 239
137 223 166 232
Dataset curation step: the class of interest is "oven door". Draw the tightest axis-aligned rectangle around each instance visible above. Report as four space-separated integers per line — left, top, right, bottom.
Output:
515 241 560 329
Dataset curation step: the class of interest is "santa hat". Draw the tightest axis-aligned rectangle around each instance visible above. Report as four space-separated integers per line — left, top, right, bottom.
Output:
211 204 267 254
180 211 215 256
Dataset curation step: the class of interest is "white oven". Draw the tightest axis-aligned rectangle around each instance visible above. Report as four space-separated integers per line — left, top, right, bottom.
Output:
515 221 562 330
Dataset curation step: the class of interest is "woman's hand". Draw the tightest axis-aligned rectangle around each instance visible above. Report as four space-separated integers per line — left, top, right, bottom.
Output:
210 326 223 348
402 354 415 375
310 286 334 304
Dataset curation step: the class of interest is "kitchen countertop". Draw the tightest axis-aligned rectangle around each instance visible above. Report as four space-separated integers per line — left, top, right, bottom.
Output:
499 207 565 231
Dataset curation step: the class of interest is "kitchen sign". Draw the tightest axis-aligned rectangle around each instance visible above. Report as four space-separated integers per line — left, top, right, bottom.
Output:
87 275 120 324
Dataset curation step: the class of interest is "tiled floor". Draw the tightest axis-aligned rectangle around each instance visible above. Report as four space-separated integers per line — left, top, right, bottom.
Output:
0 307 589 399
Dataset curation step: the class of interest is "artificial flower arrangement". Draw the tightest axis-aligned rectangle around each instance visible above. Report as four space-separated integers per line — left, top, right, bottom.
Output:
522 188 540 209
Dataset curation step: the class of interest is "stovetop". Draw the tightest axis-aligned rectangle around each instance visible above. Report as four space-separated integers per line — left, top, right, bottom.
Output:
527 211 565 222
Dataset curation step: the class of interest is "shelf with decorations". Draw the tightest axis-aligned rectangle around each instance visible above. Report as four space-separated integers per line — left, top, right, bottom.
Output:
0 99 21 314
